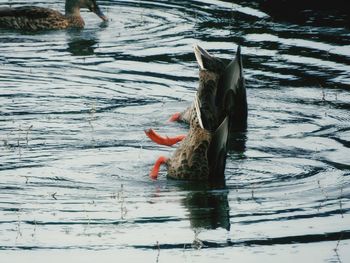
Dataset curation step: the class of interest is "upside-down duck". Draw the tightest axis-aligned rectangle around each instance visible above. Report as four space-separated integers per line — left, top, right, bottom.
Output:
145 44 247 181
0 0 107 31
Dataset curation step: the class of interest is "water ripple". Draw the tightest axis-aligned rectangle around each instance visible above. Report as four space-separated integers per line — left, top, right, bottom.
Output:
0 0 349 261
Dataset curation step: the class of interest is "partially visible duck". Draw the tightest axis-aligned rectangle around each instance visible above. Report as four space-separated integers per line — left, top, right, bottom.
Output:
145 45 247 181
169 45 247 132
0 0 107 31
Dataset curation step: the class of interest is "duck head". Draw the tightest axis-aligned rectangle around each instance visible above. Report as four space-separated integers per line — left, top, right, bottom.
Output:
65 0 108 21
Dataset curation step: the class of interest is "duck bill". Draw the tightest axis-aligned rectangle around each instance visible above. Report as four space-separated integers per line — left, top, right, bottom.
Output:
93 6 108 21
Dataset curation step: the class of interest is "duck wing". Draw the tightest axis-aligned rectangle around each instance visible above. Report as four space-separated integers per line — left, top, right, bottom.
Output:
194 93 205 129
221 46 248 131
207 116 229 185
0 6 61 19
0 6 65 30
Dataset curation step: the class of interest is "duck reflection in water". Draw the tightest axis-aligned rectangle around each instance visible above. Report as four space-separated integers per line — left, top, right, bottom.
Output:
181 182 231 231
67 36 98 56
145 44 247 182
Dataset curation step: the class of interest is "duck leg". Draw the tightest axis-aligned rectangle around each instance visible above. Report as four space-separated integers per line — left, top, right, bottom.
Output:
167 106 192 124
145 129 186 146
150 156 168 180
168 112 182 122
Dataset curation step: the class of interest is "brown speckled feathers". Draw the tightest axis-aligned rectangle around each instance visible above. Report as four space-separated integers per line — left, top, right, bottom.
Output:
166 69 225 181
167 103 212 180
0 6 59 19
0 6 75 30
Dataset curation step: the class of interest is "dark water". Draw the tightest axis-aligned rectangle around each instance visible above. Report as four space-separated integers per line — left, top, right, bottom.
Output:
0 0 349 262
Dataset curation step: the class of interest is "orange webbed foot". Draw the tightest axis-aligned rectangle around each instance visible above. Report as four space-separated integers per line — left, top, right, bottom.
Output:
144 128 186 147
168 112 182 122
150 156 168 180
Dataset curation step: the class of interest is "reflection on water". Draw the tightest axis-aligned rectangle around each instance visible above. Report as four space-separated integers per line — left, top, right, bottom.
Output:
184 189 231 231
67 38 98 56
0 0 349 262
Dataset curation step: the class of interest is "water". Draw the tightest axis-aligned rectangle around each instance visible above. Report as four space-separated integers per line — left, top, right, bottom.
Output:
0 0 349 262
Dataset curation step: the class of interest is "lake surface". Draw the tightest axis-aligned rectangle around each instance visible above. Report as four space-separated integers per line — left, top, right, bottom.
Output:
0 0 349 262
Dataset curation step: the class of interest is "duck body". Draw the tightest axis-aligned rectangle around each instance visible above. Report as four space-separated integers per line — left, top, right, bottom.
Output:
146 47 237 181
166 98 212 180
0 0 107 31
166 125 211 180
0 6 79 30
171 45 247 132
164 114 229 182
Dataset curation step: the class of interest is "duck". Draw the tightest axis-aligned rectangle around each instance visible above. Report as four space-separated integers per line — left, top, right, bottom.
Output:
0 0 107 31
168 45 247 132
144 44 247 181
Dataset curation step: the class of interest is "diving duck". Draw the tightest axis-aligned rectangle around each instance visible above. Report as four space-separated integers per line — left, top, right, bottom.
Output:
0 0 107 31
169 45 247 132
145 45 247 181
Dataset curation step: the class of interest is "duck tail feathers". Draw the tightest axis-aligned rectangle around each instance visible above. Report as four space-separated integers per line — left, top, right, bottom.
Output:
193 44 213 70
